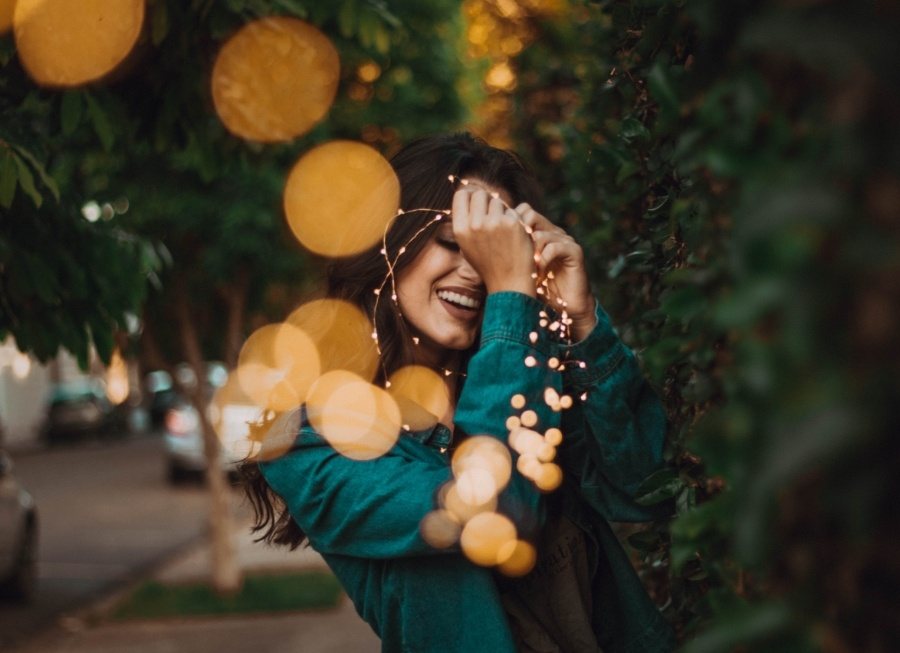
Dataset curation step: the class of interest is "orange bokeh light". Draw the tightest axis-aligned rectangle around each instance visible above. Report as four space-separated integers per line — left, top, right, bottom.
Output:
452 435 512 495
283 141 400 257
212 17 339 142
286 299 380 382
0 1 14 35
236 322 321 412
497 540 537 577
387 365 451 431
460 512 517 567
306 370 400 460
14 0 144 87
420 509 462 549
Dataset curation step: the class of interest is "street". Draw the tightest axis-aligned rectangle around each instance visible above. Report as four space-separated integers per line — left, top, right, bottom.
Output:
0 434 241 650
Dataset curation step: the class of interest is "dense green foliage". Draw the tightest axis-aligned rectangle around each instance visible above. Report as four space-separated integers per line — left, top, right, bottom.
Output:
509 0 899 649
0 38 159 367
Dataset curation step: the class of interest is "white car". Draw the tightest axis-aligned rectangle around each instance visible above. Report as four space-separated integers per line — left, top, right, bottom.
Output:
0 450 38 602
162 362 260 484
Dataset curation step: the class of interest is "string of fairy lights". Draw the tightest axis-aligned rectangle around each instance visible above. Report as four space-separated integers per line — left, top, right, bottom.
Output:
371 174 586 378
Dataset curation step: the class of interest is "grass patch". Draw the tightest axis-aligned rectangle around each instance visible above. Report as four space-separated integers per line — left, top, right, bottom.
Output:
111 571 343 620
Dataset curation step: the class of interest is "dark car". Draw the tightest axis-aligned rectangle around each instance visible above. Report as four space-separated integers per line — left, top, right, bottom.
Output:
0 450 38 602
42 380 126 443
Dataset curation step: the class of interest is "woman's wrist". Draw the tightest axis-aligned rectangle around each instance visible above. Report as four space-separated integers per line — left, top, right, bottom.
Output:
568 296 598 342
485 278 537 298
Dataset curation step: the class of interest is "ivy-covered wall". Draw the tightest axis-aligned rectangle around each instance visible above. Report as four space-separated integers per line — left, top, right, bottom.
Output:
508 1 899 650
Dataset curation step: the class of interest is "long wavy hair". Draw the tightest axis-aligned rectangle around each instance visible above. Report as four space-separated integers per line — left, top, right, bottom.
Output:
242 132 544 549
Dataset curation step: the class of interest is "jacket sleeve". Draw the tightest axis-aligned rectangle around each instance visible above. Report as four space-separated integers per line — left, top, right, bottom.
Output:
557 301 670 522
260 429 454 558
259 292 559 558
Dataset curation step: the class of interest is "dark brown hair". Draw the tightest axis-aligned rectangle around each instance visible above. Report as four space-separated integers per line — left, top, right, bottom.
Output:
242 132 543 549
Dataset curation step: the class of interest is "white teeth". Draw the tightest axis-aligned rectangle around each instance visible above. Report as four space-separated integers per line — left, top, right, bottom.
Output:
437 290 481 309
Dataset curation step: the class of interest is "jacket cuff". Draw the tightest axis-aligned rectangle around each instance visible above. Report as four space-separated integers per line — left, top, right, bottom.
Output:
479 291 555 358
560 301 629 390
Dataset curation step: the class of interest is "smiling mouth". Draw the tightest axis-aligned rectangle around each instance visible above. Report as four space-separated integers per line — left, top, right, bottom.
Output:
436 289 482 311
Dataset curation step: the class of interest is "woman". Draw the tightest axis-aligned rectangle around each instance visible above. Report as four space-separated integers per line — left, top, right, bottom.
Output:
243 133 674 652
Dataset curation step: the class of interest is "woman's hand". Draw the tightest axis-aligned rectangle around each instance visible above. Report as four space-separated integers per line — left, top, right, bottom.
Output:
516 203 597 341
452 187 536 297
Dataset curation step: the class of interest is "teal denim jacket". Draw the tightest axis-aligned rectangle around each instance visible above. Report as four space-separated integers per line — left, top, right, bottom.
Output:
261 292 675 652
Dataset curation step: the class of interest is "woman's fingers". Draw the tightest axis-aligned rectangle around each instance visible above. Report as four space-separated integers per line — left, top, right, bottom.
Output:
516 203 564 235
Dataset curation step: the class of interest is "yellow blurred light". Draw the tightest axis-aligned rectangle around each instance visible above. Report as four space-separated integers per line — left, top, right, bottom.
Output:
0 0 14 35
516 452 542 478
519 409 537 428
356 61 381 83
460 512 517 567
452 435 512 494
543 386 560 408
500 36 523 56
306 370 400 460
283 141 400 257
497 540 537 577
439 480 498 524
106 349 129 405
485 61 516 91
208 373 272 461
455 468 498 506
468 22 489 45
495 0 522 19
537 442 556 463
420 509 462 549
544 427 563 446
510 393 526 409
534 462 563 492
387 365 450 431
286 299 379 382
508 427 544 457
236 322 321 411
212 17 339 143
13 0 144 87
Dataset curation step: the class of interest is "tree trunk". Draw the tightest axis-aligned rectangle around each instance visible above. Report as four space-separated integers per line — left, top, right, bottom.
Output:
173 278 242 595
219 268 250 370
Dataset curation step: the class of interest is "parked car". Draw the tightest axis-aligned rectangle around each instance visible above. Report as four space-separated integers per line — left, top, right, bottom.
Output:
162 362 254 484
0 450 38 602
42 380 127 444
144 370 180 430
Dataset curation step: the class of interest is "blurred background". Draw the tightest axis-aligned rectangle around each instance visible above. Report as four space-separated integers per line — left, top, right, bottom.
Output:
1 0 898 651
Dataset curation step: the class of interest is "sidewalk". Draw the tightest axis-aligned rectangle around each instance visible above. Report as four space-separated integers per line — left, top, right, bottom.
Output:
13 519 381 653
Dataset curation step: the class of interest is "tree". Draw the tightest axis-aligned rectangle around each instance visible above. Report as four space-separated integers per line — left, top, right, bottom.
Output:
3 0 472 594
0 36 159 371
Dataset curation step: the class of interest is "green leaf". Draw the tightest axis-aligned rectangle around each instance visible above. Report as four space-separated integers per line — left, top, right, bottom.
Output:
647 62 679 119
84 92 115 151
12 144 60 202
615 160 639 185
12 153 41 208
634 467 683 506
621 117 651 141
61 91 84 136
0 151 17 208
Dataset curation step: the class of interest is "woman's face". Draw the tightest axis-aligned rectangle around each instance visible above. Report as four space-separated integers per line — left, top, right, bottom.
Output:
395 179 512 367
